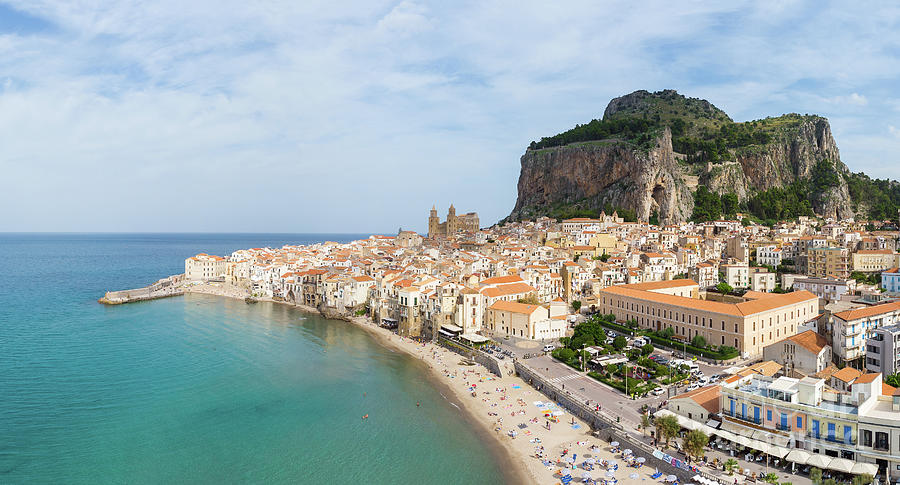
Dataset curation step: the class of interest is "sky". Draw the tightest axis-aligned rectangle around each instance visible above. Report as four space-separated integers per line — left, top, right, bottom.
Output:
0 1 899 233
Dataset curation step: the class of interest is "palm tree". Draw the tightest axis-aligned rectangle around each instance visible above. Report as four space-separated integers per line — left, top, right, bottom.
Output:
723 458 738 476
641 414 650 436
655 415 680 449
682 430 709 463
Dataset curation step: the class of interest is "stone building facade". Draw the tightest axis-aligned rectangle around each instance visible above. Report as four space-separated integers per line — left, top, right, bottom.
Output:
428 204 479 238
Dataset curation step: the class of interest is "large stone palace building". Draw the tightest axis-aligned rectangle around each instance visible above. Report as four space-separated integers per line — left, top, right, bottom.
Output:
428 204 479 238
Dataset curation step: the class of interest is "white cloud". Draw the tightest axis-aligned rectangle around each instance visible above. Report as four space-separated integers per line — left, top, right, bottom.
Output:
825 92 868 106
0 1 898 231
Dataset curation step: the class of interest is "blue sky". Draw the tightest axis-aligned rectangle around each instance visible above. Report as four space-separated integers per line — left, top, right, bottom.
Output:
0 1 899 233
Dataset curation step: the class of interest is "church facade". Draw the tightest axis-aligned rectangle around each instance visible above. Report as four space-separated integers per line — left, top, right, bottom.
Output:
428 204 479 238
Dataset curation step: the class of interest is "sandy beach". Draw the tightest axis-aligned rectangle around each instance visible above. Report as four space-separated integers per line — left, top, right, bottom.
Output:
185 283 662 485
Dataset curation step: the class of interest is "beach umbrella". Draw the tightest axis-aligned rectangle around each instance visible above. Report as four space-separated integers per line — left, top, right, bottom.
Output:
630 473 640 479
610 441 620 447
583 471 594 480
623 449 633 455
607 461 618 468
553 411 565 416
566 456 576 464
606 470 617 478
666 475 679 482
636 457 646 463
586 458 597 464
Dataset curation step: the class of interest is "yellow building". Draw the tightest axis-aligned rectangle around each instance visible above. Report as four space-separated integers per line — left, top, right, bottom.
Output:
808 247 849 278
597 280 818 356
852 249 898 273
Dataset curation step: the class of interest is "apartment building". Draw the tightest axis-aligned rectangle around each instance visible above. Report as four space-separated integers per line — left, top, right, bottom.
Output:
723 263 750 289
882 268 900 294
808 247 850 279
865 323 900 375
831 300 900 367
597 280 818 356
791 276 854 302
757 245 784 267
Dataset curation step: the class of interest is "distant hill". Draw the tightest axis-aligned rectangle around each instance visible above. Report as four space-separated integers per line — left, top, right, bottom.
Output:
509 89 900 225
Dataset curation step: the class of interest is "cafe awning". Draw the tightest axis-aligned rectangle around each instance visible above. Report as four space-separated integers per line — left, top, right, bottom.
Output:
460 333 489 343
440 324 463 333
785 449 811 465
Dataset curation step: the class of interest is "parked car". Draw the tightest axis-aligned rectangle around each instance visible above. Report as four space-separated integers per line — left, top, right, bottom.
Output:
543 344 555 352
648 354 661 361
651 387 665 396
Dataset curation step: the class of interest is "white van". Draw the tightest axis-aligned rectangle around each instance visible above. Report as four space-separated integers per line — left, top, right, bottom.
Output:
543 344 556 352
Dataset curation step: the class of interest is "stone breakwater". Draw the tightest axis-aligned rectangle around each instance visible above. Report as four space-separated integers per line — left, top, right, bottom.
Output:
98 274 185 304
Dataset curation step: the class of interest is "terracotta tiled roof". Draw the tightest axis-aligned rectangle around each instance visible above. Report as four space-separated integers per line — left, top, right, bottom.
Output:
672 385 721 415
600 284 816 317
781 330 829 355
833 301 900 322
489 300 542 315
831 366 863 383
854 373 880 384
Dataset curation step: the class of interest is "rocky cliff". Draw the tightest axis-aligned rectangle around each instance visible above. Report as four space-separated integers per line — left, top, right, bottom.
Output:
508 90 857 223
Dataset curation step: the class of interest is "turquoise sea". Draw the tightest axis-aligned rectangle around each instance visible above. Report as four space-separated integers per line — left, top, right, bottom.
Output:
0 234 507 484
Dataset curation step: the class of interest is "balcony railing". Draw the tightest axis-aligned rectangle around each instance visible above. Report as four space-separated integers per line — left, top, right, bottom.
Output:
775 423 792 431
724 411 761 425
807 433 856 446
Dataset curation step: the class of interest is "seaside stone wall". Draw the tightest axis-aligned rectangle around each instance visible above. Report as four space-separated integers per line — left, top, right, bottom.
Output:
436 337 505 377
99 274 184 304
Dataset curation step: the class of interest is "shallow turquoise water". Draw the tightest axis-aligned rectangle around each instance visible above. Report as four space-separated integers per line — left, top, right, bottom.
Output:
0 234 506 484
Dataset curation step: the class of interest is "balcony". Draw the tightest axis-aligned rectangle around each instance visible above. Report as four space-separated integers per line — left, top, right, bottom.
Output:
807 433 856 446
724 411 761 426
775 423 792 432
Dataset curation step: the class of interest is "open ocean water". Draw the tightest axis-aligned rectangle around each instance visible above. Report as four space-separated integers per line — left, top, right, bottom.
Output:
0 233 507 484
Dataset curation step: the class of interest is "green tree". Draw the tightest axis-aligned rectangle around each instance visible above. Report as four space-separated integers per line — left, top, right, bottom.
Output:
661 327 676 338
572 300 582 311
613 335 627 350
852 475 874 485
691 185 723 222
721 193 740 218
517 294 540 304
572 320 606 346
716 281 733 295
641 414 651 436
641 343 655 356
691 335 707 349
763 473 779 484
885 373 900 388
809 467 822 485
655 415 680 448
556 348 575 362
682 430 709 462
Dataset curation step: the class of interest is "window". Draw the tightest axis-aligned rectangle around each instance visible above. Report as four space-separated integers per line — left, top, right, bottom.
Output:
796 416 803 429
875 431 890 451
767 410 772 421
